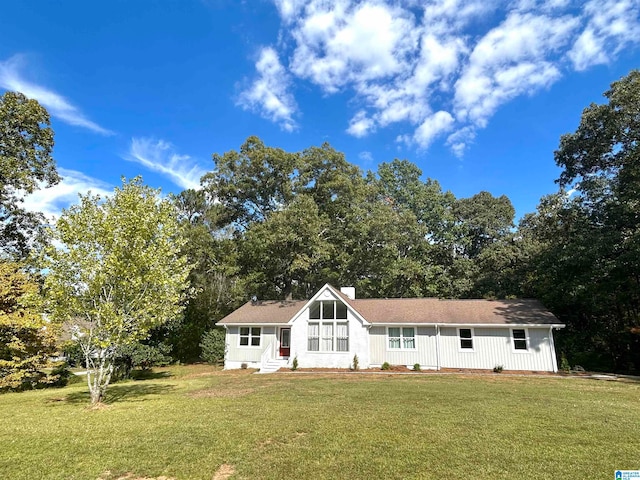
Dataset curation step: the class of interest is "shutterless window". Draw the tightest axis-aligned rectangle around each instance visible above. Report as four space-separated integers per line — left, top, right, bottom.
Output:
459 328 473 349
513 329 528 350
240 327 261 347
336 323 348 351
308 323 319 351
388 327 416 349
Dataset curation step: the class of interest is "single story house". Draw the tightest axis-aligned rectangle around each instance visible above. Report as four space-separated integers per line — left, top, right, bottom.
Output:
218 284 565 373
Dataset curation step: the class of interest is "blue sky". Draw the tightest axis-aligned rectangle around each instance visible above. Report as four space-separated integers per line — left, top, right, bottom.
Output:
2 0 639 222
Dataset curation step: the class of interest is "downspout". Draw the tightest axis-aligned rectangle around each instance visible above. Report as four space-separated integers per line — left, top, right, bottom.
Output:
435 324 441 371
549 326 559 373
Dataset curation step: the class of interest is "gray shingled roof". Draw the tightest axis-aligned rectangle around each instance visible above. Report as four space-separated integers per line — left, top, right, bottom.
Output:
218 296 560 326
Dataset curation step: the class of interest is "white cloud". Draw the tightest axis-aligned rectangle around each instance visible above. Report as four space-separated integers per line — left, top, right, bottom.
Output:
126 138 206 191
454 12 578 127
346 110 375 137
22 168 113 222
242 0 640 156
569 0 640 71
413 111 455 148
0 55 113 135
238 47 298 132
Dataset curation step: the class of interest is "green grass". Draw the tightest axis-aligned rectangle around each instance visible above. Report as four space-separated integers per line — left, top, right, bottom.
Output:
0 365 638 480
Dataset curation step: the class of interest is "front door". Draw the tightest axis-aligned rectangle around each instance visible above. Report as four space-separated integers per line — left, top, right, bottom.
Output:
279 328 291 358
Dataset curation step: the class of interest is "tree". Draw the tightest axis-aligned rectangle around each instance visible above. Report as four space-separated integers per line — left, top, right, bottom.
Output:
42 178 193 403
0 261 58 391
0 92 59 259
518 71 640 372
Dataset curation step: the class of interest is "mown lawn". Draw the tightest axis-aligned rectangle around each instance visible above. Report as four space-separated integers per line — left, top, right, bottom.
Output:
0 365 638 480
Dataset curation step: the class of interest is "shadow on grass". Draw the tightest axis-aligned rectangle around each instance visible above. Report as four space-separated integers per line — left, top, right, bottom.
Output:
130 369 173 381
64 382 175 405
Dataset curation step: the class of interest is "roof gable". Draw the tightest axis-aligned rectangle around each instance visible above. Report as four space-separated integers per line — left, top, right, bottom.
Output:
288 284 370 326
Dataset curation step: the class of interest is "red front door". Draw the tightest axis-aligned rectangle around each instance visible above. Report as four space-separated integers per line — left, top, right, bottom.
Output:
279 328 291 357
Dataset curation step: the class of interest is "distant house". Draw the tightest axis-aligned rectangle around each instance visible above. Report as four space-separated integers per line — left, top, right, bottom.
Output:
218 284 564 373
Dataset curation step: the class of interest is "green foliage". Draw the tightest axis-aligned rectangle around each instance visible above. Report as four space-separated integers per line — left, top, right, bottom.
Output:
199 329 226 365
493 365 504 373
42 177 193 403
413 363 421 372
351 354 359 371
291 355 298 371
0 262 58 392
381 362 390 371
0 91 59 259
559 353 571 373
112 343 173 380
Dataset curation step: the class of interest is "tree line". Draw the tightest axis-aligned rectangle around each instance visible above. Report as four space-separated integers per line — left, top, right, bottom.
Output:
1 71 639 400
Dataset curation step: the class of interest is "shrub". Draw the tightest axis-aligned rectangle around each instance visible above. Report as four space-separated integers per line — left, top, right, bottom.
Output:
291 355 299 371
241 363 248 370
560 353 571 373
493 364 504 373
113 342 173 380
199 328 226 365
413 363 421 372
381 362 391 371
351 355 360 371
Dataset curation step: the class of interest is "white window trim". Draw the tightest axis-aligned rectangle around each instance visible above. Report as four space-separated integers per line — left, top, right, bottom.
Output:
457 327 475 352
386 326 417 351
237 326 262 348
307 320 349 353
511 327 530 353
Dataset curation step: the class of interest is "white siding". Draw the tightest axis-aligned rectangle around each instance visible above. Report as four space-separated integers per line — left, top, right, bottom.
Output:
438 327 555 371
225 326 277 366
290 289 370 369
369 326 438 368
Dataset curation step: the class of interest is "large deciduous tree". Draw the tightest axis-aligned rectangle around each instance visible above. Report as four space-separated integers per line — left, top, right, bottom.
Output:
0 91 59 259
43 178 193 403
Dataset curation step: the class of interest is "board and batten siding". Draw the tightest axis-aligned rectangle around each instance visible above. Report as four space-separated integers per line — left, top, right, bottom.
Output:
225 326 277 367
369 326 438 368
290 289 370 369
438 327 555 371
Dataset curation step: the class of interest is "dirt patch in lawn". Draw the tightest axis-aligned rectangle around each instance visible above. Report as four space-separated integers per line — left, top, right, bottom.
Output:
212 464 235 480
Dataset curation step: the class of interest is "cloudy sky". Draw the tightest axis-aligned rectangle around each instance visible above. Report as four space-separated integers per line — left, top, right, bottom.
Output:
2 0 639 221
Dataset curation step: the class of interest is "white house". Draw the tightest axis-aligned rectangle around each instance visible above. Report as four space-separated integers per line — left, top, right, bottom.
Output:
218 284 564 373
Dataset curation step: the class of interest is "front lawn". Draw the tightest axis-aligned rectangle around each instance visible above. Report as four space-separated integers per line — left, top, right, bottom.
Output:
0 365 637 479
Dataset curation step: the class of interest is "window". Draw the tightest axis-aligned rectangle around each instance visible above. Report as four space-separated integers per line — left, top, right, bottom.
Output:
336 323 349 352
240 327 261 347
307 300 349 352
388 327 416 350
459 328 473 350
512 329 528 351
308 323 319 351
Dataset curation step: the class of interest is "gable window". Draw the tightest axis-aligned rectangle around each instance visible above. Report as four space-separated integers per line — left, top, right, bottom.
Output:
512 329 528 351
239 327 261 347
388 327 416 350
459 328 473 350
307 300 349 352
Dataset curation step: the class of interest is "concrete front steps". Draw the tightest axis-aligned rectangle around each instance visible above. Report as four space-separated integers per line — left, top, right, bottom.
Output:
257 359 289 374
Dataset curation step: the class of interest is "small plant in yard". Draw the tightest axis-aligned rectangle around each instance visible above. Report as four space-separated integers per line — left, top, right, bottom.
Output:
493 364 504 373
291 355 299 371
560 353 571 373
381 362 391 371
413 363 421 372
351 354 360 371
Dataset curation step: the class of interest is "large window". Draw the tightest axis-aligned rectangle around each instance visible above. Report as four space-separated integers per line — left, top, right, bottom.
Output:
512 329 528 351
308 300 349 352
388 327 416 350
459 328 473 350
239 327 261 347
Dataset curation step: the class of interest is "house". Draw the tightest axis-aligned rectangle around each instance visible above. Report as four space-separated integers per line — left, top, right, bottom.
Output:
218 284 564 373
